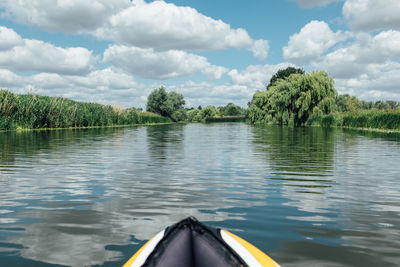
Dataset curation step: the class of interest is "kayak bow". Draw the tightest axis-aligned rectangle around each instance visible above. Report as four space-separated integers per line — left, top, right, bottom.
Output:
123 217 280 267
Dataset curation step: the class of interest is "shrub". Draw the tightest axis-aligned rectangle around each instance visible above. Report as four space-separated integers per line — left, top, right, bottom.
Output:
321 114 335 127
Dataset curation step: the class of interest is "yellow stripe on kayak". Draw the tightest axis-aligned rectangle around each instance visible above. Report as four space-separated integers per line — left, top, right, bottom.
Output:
221 230 280 267
123 239 152 267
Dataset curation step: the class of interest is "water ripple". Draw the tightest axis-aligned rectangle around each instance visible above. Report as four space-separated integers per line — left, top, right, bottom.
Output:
0 125 399 266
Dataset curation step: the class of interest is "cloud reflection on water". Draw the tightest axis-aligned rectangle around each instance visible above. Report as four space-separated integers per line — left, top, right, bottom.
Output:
1 125 400 266
0 124 269 266
250 126 400 266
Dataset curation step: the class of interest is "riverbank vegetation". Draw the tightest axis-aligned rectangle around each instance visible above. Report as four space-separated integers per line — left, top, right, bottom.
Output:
145 87 246 123
248 67 400 131
2 66 399 132
0 90 170 131
308 110 400 130
248 70 336 126
146 86 186 122
186 104 246 123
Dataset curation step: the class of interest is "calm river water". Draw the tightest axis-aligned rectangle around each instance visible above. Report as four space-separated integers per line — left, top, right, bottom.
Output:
0 123 400 267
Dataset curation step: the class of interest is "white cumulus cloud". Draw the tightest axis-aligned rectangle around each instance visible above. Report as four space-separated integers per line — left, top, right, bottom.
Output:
283 19 400 101
300 29 400 100
335 62 400 100
0 26 24 51
228 63 293 89
94 0 268 59
250 40 270 62
0 0 130 33
0 68 143 107
343 0 400 31
0 0 269 59
0 37 94 75
314 30 400 79
0 69 21 87
283 20 351 64
168 81 252 108
0 63 298 109
71 68 137 90
103 45 228 80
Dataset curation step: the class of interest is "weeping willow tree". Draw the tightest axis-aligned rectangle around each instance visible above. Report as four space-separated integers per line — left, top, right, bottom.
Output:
248 71 337 126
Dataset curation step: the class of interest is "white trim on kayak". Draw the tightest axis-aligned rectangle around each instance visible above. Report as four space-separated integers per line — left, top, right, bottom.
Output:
129 229 165 267
221 230 263 267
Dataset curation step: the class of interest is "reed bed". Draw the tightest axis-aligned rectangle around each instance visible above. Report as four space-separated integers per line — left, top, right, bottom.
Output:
0 90 170 131
308 110 400 130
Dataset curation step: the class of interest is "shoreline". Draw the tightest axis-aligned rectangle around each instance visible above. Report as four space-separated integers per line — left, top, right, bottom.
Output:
0 122 175 133
307 125 400 134
253 123 400 134
2 122 399 135
335 125 400 134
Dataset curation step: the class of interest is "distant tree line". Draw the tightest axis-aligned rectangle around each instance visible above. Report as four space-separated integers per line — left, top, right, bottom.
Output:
335 94 399 112
2 66 399 131
146 68 399 130
146 87 246 123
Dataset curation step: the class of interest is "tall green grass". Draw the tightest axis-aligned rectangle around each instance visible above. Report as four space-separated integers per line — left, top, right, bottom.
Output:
307 110 400 130
0 90 170 131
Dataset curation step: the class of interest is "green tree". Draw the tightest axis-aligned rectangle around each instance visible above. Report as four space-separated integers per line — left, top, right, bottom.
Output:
346 96 361 113
373 100 397 110
249 71 337 126
335 94 361 113
335 94 349 112
146 87 168 116
360 100 374 110
187 109 202 122
386 101 398 110
267 67 304 89
219 103 245 116
200 106 218 120
146 87 185 121
163 91 185 118
247 91 269 124
171 108 188 122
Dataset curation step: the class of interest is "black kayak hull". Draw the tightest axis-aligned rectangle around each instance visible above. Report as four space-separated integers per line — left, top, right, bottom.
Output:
123 217 279 267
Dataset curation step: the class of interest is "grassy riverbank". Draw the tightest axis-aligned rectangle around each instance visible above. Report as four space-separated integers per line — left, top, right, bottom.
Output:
0 90 171 131
307 110 400 131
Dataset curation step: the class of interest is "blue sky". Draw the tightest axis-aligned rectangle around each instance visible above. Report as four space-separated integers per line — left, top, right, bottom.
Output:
0 0 399 108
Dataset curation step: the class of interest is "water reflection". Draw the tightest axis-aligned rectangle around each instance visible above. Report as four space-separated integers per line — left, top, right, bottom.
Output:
0 124 269 266
0 128 126 166
251 126 336 219
252 126 335 175
250 126 400 266
0 124 400 266
146 124 185 164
